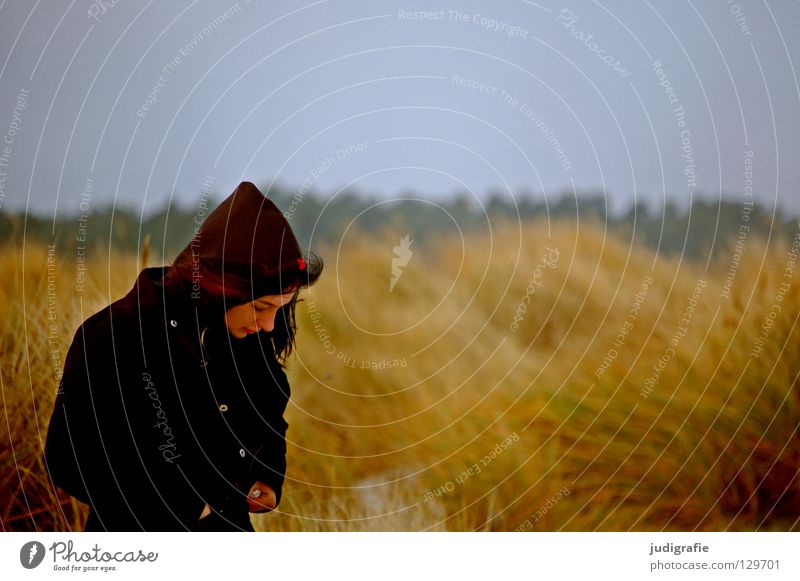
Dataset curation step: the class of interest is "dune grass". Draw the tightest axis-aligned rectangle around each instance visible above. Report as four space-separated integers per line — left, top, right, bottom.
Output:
2 217 798 531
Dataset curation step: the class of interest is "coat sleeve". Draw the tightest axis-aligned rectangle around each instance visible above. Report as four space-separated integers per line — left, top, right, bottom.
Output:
43 314 202 530
247 359 291 508
250 416 289 507
43 319 98 506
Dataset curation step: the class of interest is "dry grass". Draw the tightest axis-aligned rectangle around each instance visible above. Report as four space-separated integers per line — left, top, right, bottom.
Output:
2 217 799 531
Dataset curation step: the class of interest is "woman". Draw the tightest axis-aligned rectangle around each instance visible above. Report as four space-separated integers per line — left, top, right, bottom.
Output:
44 181 322 531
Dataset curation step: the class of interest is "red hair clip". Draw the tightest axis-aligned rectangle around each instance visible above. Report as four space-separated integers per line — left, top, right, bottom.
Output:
297 257 306 270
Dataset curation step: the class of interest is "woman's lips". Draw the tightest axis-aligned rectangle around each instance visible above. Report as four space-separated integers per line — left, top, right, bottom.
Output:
244 328 257 334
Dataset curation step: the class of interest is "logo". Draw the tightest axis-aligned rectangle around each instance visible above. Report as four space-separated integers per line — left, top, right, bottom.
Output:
390 234 414 292
20 541 46 569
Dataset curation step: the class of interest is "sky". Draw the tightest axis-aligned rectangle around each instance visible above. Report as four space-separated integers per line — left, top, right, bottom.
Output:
0 0 798 219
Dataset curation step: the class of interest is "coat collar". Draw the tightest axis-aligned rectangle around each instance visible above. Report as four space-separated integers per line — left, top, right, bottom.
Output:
129 266 221 331
127 266 271 362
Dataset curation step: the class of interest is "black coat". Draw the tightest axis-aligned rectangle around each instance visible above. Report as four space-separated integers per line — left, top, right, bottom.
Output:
44 266 291 531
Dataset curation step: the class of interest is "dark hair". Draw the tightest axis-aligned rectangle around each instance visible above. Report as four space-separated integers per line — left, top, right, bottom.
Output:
159 252 323 367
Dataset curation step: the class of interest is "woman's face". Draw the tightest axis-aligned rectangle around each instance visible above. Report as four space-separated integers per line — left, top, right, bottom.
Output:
224 290 296 339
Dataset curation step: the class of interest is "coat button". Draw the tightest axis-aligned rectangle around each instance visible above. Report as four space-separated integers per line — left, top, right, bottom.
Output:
170 320 178 327
239 448 246 457
219 404 228 412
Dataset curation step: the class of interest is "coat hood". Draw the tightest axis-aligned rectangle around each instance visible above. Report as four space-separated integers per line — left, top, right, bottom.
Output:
175 180 305 278
166 181 307 306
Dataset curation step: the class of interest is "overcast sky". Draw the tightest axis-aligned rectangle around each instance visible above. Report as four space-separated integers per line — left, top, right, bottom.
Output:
1 0 798 219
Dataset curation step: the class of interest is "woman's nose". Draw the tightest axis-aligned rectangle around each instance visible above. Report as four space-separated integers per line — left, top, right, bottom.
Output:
256 313 276 333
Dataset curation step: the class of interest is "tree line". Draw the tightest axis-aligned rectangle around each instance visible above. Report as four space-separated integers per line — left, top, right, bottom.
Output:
1 183 796 264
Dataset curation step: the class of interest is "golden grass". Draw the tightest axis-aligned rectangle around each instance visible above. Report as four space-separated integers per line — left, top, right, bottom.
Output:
2 217 798 531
